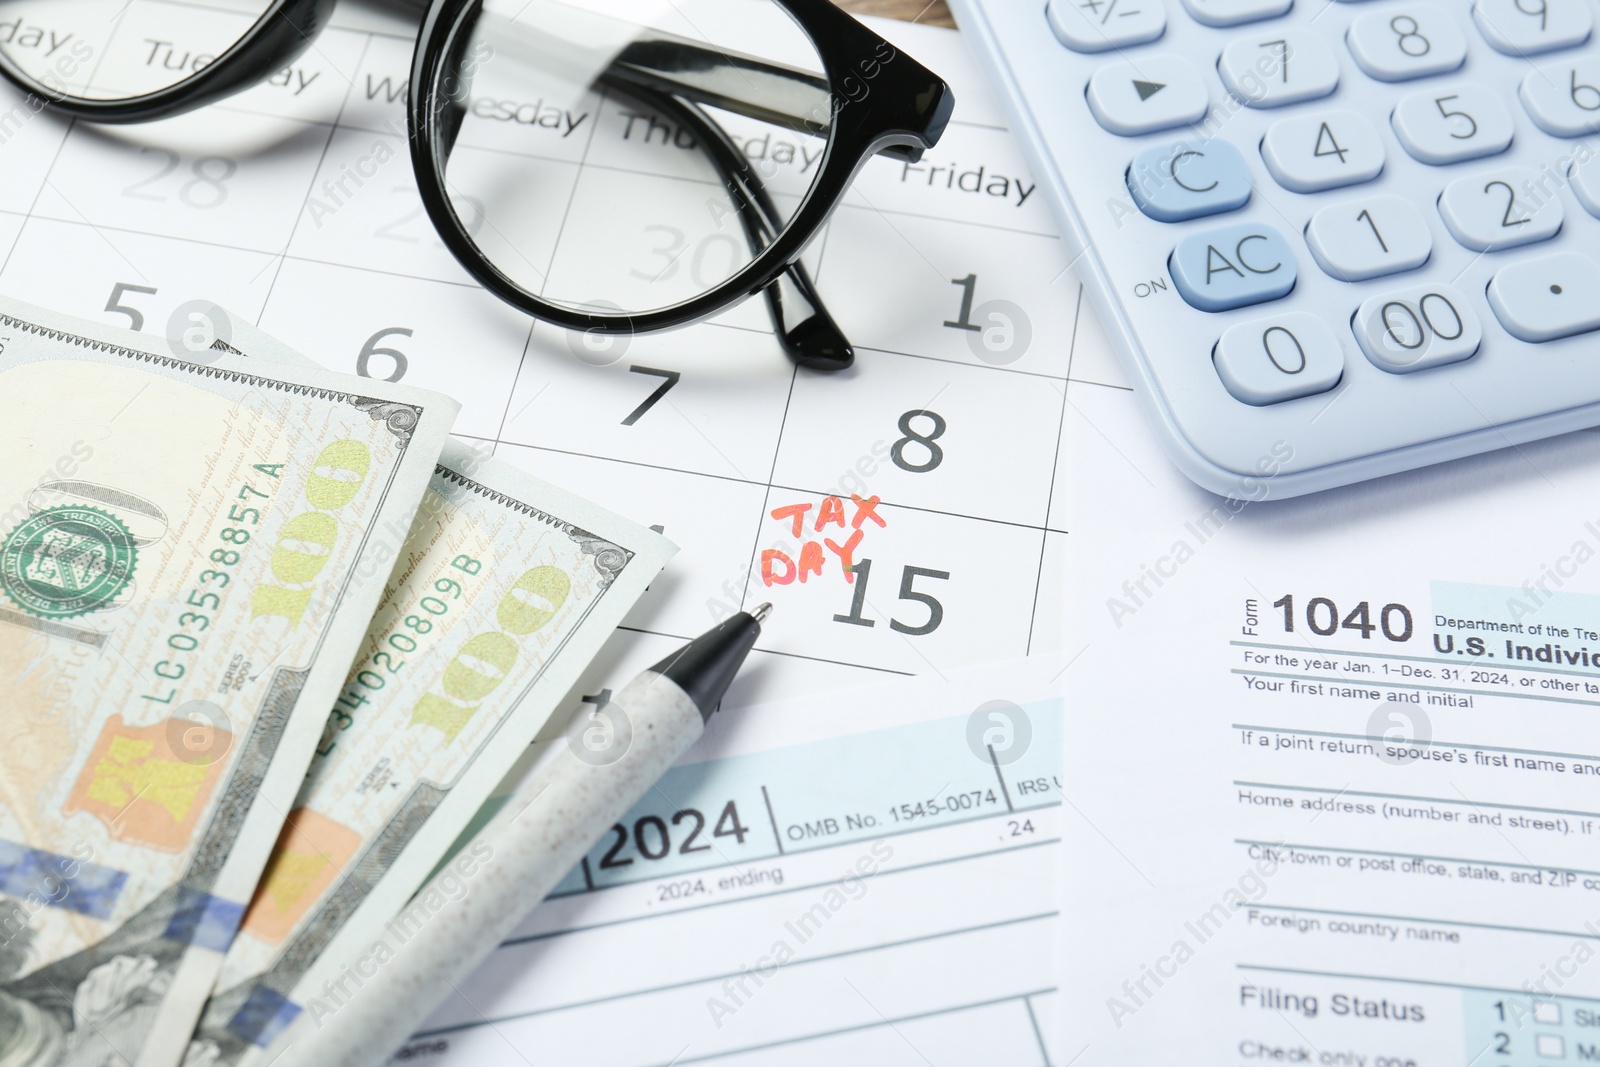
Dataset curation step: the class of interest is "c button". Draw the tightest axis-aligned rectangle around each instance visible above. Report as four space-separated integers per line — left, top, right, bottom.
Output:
1128 140 1253 222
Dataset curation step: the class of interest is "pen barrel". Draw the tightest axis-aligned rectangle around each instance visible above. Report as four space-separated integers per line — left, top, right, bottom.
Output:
273 670 703 1067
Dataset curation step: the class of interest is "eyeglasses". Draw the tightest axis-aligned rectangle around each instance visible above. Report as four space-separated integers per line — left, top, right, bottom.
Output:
0 0 954 370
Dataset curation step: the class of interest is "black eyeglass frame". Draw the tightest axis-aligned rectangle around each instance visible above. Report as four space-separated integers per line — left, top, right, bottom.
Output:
408 0 954 336
0 0 337 123
0 0 954 345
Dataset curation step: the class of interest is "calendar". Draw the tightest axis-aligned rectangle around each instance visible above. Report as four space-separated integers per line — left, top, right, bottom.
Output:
0 4 1114 711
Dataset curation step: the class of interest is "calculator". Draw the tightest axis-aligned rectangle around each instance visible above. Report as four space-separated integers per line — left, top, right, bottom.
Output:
947 0 1600 497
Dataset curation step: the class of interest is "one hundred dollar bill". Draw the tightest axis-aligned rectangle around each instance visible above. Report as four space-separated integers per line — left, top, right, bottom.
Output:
181 316 674 1067
0 297 457 1067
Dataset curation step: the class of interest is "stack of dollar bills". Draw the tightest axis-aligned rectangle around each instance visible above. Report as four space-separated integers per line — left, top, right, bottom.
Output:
0 296 675 1067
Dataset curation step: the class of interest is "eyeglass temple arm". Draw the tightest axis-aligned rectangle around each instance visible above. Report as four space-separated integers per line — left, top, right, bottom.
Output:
618 80 852 371
465 1 933 164
608 32 928 164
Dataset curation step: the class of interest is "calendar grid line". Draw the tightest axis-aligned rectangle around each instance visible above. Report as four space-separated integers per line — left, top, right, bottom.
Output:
78 20 120 98
477 436 765 489
1067 376 1135 394
852 184 975 291
854 343 1069 382
807 217 836 286
1026 284 1082 655
318 125 1029 246
129 0 269 18
830 198 1060 239
250 30 374 321
476 79 616 456
531 86 611 300
38 178 160 287
327 31 378 138
8 209 481 291
1059 283 1087 386
470 433 1076 535
322 109 1022 151
2 216 1069 381
253 120 350 322
412 130 731 190
0 117 76 278
280 26 367 103
323 22 415 43
738 362 801 613
758 488 1064 536
488 326 540 458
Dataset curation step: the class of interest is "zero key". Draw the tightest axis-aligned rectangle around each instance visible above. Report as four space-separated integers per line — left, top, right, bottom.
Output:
1487 252 1600 343
1087 55 1209 135
1214 312 1344 405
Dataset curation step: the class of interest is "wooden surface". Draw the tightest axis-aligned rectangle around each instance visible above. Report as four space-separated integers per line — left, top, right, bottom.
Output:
837 0 956 28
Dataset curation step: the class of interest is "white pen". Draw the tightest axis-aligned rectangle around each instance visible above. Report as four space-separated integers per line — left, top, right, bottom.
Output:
270 604 773 1067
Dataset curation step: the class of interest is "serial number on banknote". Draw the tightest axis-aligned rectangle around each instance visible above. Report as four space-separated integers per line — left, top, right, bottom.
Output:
144 470 280 706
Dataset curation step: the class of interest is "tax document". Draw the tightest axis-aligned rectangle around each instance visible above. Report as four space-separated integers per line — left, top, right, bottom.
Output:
1061 376 1600 1064
395 656 1063 1067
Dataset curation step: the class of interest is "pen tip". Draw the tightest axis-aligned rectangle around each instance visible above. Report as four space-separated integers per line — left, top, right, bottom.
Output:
751 602 774 624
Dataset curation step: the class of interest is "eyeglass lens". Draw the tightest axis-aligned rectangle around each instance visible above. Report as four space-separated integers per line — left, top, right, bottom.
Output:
432 0 834 319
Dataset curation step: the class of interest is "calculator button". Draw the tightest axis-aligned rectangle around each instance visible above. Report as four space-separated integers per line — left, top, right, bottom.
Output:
1347 6 1468 82
1179 0 1291 29
1391 86 1515 165
1087 56 1210 135
1169 223 1297 311
1219 30 1340 108
1127 140 1252 221
1438 167 1564 252
1520 59 1600 136
1305 195 1432 281
1049 0 1167 53
1473 0 1592 55
1570 152 1600 217
1353 284 1482 373
1214 312 1343 404
1486 252 1600 342
1261 111 1385 192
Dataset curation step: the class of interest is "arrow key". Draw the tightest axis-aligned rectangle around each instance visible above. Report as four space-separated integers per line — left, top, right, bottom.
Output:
1088 55 1210 135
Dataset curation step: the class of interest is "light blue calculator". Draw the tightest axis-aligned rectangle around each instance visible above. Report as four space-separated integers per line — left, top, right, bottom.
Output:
948 0 1600 497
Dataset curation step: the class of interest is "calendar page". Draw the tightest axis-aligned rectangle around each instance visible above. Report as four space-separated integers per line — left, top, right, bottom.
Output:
0 2 1113 712
0 4 1130 1063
